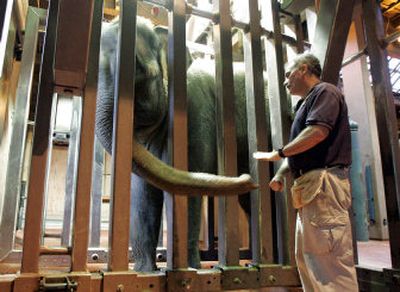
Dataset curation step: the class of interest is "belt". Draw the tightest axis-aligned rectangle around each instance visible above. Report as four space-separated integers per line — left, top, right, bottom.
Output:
293 164 348 178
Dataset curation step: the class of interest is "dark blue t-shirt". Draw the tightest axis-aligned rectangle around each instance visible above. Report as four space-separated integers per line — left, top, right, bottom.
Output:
288 82 351 173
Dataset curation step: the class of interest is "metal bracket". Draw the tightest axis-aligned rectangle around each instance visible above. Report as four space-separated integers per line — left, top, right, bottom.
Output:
166 269 199 291
39 276 78 291
258 264 300 287
217 265 259 290
102 271 166 292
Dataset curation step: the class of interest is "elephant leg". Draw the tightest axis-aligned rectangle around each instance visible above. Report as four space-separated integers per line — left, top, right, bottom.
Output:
188 196 202 268
130 173 164 272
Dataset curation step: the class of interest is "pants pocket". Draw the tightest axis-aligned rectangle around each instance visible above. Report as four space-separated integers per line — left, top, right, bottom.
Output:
291 169 326 209
302 222 347 255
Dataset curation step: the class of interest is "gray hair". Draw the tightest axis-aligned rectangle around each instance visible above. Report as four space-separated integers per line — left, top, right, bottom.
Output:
290 53 322 78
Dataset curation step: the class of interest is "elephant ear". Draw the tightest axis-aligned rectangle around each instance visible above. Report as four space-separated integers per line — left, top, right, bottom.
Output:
153 25 193 75
135 18 165 80
153 26 168 82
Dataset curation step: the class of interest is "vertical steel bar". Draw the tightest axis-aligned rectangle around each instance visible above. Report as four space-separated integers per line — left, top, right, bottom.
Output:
61 96 82 247
243 0 273 265
40 94 57 246
0 7 46 261
21 0 60 273
90 137 104 247
108 0 137 271
262 0 293 265
41 90 59 246
362 0 400 269
166 0 189 270
70 0 102 272
213 0 239 266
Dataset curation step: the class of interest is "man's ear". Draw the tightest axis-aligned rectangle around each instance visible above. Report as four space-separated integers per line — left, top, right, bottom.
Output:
300 64 308 74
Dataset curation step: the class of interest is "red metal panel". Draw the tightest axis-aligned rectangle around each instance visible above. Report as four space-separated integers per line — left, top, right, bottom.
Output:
54 0 94 95
71 0 103 272
166 0 189 270
213 0 240 267
107 0 137 271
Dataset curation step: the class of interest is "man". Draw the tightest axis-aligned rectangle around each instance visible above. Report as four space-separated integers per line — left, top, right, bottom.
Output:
253 53 358 291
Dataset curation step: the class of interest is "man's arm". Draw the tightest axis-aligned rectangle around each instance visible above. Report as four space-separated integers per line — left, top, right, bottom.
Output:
253 124 329 161
280 124 329 157
275 158 290 178
253 124 329 191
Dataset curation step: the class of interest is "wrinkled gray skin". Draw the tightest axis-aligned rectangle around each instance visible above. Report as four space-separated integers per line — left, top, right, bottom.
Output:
96 18 254 271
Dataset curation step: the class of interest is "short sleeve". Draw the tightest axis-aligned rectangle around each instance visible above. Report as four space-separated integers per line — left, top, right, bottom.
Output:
305 87 341 130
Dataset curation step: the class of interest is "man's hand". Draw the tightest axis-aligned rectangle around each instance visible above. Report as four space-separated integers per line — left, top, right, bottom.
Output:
252 150 280 161
253 152 288 192
269 175 284 192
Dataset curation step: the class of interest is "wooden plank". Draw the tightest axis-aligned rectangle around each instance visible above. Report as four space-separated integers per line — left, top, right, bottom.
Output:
71 0 104 272
166 270 198 291
166 0 188 270
243 0 273 264
212 0 239 267
362 0 400 269
103 271 166 291
14 274 40 291
220 266 259 290
197 269 222 291
69 274 91 292
0 275 14 292
107 0 137 272
258 264 300 287
21 0 59 273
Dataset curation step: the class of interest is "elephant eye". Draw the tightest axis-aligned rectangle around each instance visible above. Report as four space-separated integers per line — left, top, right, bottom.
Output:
135 58 147 83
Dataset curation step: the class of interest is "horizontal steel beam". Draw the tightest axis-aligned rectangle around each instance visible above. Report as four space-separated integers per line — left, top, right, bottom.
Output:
141 0 306 49
343 30 400 67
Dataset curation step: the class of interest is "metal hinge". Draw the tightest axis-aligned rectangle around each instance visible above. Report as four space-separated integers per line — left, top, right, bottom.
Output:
39 276 78 291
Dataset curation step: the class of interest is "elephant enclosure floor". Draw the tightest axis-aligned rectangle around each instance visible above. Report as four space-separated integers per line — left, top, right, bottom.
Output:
1 230 391 276
356 240 391 268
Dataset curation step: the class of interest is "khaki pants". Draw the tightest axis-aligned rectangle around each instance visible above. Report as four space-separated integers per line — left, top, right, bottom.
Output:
293 167 359 292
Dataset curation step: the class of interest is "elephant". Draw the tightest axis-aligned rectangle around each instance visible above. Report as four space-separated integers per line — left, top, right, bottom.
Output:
95 17 263 271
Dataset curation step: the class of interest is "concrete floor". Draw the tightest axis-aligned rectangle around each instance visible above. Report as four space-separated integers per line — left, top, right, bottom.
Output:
357 240 391 269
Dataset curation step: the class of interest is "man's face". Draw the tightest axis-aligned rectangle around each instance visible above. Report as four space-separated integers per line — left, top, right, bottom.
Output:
284 63 305 97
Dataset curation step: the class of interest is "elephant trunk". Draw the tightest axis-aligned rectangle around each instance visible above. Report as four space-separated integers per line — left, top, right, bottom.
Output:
132 139 258 196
